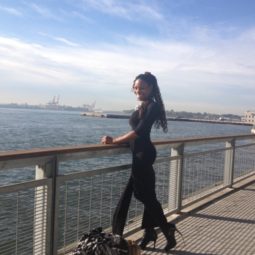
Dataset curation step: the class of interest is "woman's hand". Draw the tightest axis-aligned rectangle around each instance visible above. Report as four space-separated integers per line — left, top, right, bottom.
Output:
101 136 113 144
101 131 137 145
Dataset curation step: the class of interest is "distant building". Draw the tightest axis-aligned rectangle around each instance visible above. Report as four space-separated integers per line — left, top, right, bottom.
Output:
242 111 255 124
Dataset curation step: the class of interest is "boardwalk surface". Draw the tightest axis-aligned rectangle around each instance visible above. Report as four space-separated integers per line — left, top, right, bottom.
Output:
139 181 255 255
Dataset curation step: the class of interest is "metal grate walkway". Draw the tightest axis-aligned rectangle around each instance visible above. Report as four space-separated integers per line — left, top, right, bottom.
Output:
132 181 255 255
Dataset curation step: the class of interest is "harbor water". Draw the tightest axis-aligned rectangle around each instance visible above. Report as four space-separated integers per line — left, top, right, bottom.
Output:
0 107 251 151
0 107 251 186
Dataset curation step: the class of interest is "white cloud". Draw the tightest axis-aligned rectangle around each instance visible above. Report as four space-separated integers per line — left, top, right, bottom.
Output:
38 32 80 47
80 0 163 21
239 28 255 41
0 26 255 114
53 37 80 47
68 10 94 23
28 3 62 21
0 5 23 16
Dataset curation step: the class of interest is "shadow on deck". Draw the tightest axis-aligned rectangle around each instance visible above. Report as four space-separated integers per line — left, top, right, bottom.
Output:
129 178 255 255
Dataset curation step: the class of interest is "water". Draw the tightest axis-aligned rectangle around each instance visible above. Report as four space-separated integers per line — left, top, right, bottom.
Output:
0 107 251 185
0 107 251 152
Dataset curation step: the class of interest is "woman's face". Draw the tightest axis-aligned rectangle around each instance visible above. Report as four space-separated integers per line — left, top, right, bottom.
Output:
133 79 153 101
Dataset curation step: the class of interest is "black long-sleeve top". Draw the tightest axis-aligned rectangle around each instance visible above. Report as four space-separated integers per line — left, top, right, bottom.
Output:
129 101 160 163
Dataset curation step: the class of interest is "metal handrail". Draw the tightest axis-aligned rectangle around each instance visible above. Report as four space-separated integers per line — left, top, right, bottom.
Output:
1 134 254 172
0 133 255 255
1 133 254 160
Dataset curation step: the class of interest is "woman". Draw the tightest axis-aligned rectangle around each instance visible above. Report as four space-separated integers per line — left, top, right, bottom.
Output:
101 72 177 251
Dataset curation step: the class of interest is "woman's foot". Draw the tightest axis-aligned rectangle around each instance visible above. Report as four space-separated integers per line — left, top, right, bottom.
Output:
139 228 158 250
164 223 177 252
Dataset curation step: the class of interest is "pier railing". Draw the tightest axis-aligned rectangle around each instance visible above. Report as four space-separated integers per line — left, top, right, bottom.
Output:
0 134 255 255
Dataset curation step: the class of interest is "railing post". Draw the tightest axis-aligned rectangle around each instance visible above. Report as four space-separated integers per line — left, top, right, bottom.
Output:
224 139 235 188
168 144 184 213
34 157 58 255
52 175 60 255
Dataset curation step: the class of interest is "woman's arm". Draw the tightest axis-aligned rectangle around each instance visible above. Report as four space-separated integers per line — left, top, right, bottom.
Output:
101 131 137 144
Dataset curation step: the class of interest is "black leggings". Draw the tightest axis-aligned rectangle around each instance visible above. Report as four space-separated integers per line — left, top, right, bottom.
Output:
112 163 169 237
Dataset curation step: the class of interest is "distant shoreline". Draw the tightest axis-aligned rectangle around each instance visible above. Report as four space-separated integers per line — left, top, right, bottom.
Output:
0 104 83 112
82 112 252 126
1 103 248 127
166 117 252 126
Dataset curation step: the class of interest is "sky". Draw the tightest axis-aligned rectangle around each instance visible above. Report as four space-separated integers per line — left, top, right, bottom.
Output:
0 0 255 115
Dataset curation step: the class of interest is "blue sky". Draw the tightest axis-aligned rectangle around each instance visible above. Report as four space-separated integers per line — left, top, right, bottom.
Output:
0 0 255 114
